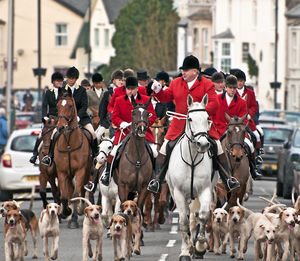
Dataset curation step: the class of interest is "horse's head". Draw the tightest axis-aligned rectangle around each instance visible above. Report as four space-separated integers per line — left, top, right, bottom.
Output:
225 113 247 162
56 87 78 133
41 115 57 136
186 94 211 153
96 139 113 164
131 97 151 138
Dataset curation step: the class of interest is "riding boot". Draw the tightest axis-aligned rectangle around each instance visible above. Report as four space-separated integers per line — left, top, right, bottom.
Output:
92 138 99 158
29 136 42 164
100 154 113 186
147 153 167 193
248 152 262 180
41 138 55 166
217 153 240 192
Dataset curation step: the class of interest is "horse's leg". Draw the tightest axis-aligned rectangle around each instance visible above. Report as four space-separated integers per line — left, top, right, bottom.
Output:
143 194 153 231
118 183 129 203
57 174 73 218
48 173 60 205
195 186 212 258
39 171 48 209
158 183 168 225
173 188 191 260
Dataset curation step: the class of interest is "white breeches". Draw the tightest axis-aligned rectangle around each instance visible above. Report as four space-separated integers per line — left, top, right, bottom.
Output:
84 123 96 140
253 130 260 142
256 125 264 137
244 137 254 153
111 142 157 158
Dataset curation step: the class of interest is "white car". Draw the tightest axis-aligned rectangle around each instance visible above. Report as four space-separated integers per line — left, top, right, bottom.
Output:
0 128 41 200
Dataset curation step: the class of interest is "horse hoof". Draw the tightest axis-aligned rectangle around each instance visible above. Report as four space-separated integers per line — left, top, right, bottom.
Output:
193 252 204 259
68 221 79 229
134 249 140 255
62 207 72 218
155 224 161 230
158 217 165 224
179 255 191 261
195 238 207 256
139 239 144 246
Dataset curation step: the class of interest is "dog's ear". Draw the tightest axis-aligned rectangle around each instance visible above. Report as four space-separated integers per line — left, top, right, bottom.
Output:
259 224 265 229
240 209 245 219
121 202 125 211
279 210 283 220
20 213 26 224
96 205 102 214
110 217 114 228
84 207 89 217
57 205 61 215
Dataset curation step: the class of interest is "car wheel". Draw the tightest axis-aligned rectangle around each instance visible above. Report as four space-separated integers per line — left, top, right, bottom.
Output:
276 181 283 197
0 190 13 201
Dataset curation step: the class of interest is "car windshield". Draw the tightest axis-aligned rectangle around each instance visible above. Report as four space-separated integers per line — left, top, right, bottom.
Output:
293 130 300 148
10 135 37 152
263 128 292 143
285 112 300 123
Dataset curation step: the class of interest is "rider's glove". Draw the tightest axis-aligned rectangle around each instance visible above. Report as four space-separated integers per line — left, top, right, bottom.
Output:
43 116 49 122
77 116 80 122
151 80 162 94
120 122 131 129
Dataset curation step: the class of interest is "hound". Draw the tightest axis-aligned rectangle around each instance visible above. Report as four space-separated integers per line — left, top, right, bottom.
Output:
121 200 143 255
38 203 61 261
71 197 103 261
110 214 132 261
1 200 38 258
291 194 300 261
211 202 229 255
4 210 27 261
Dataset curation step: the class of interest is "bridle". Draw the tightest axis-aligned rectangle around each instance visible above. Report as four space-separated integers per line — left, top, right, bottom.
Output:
132 106 149 136
225 121 246 155
57 97 77 132
99 139 113 158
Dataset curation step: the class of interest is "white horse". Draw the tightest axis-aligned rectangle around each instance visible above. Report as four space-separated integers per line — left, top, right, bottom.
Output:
166 94 215 260
95 139 121 228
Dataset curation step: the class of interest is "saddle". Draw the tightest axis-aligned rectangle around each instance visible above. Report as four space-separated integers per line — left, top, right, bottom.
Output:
80 127 93 144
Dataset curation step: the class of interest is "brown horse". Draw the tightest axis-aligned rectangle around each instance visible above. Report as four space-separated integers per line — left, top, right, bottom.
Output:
114 98 153 214
89 107 99 130
55 88 93 228
39 116 60 209
144 116 168 231
220 113 250 208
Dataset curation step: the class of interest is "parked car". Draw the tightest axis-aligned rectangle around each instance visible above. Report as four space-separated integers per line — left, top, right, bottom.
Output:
260 109 300 126
258 115 287 125
14 111 39 130
277 126 300 199
293 163 300 198
0 128 41 201
260 124 293 177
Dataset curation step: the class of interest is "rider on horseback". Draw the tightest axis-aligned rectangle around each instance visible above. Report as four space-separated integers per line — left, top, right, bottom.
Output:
29 71 64 164
97 76 157 187
147 55 240 194
213 75 262 180
41 66 99 167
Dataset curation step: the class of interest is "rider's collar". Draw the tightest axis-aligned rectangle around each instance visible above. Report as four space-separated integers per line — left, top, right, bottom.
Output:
125 91 141 101
222 92 237 102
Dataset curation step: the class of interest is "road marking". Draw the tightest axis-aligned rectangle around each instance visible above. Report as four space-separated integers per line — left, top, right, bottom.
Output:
170 225 178 234
158 254 168 261
172 217 179 224
166 239 176 247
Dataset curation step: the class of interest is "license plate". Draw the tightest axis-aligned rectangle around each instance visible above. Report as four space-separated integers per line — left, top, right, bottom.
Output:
262 163 277 170
25 175 39 182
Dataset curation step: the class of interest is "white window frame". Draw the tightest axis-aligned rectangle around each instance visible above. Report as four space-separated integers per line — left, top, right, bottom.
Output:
193 27 199 49
55 23 68 46
242 42 249 63
202 28 209 64
291 84 297 107
104 29 109 48
220 42 231 72
290 28 300 68
94 28 99 47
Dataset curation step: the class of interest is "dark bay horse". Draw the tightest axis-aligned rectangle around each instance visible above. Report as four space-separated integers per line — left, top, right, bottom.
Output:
221 113 250 208
55 88 93 228
115 97 153 213
39 116 60 209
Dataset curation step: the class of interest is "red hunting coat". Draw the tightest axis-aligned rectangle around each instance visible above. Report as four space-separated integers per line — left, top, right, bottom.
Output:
108 86 147 114
111 93 156 145
154 75 220 140
213 93 248 137
236 86 257 131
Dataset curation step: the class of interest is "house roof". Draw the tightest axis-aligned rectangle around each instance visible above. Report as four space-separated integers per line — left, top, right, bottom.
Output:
286 0 300 10
212 28 235 39
286 3 300 18
103 0 132 24
178 18 189 27
54 0 89 17
188 8 212 21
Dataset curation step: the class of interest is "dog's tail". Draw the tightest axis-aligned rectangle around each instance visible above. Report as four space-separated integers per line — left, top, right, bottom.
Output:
292 187 295 206
259 196 285 212
221 201 228 210
271 188 277 202
70 197 92 206
29 186 35 211
237 198 254 215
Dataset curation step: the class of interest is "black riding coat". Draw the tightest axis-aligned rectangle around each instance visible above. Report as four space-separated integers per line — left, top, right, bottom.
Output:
64 84 91 126
42 88 59 117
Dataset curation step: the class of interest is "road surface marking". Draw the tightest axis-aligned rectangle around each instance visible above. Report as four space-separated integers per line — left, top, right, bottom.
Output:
170 225 178 234
166 239 176 247
158 254 168 261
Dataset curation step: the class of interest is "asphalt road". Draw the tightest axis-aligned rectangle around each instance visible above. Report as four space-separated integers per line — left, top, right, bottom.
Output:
0 179 293 261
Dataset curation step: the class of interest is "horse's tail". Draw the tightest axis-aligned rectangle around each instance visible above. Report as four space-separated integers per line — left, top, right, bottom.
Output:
236 198 254 215
70 197 92 206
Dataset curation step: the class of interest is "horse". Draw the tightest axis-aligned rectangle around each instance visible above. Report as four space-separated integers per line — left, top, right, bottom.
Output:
38 116 60 209
96 138 121 228
114 97 153 214
166 94 214 260
220 113 250 208
55 88 93 228
89 107 99 130
144 114 169 231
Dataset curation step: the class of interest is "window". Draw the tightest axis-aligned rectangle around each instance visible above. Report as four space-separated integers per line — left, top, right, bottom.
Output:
104 29 109 48
11 135 37 152
193 28 199 48
202 28 209 63
291 30 299 67
253 0 257 27
94 28 99 47
221 42 231 72
242 42 249 63
222 42 230 56
221 58 231 72
291 84 297 106
55 24 67 46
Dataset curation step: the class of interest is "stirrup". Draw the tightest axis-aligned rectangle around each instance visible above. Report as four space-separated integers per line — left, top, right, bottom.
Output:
84 181 95 192
256 155 263 165
259 148 265 155
29 155 37 164
147 179 160 193
226 177 240 192
41 156 52 167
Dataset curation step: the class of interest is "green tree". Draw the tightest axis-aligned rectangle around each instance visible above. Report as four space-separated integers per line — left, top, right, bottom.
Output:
101 0 179 82
247 54 259 78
